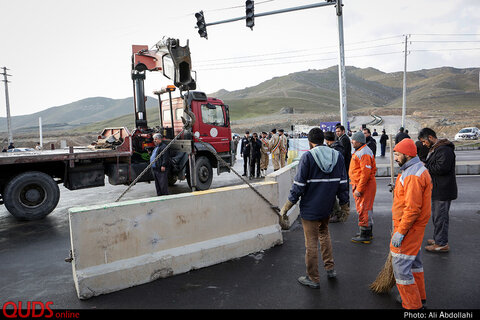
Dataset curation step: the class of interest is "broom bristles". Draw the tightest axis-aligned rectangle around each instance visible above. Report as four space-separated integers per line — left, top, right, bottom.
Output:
369 252 396 294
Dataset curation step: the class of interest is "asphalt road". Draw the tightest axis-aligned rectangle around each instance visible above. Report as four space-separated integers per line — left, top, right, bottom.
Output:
1 152 479 312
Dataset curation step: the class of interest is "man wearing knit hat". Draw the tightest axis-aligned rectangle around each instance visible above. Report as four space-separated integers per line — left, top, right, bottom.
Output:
349 131 377 243
391 138 432 309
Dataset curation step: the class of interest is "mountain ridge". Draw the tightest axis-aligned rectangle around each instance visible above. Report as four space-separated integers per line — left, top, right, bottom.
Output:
1 66 479 136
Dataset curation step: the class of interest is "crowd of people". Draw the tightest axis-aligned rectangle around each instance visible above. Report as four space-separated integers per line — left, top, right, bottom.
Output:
234 128 290 179
277 124 457 310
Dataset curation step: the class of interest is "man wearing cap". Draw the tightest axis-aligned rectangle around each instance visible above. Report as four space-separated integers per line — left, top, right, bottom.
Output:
349 131 377 243
391 138 432 309
278 129 288 168
269 129 281 171
260 132 270 177
151 133 170 196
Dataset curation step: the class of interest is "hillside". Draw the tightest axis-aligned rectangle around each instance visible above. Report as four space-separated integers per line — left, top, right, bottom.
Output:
0 96 159 134
1 66 479 147
212 66 480 120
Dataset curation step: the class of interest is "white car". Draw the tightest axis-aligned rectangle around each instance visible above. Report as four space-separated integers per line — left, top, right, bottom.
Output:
454 127 480 141
6 147 35 152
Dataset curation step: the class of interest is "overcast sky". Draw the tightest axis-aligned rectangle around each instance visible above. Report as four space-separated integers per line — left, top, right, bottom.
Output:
1 0 479 117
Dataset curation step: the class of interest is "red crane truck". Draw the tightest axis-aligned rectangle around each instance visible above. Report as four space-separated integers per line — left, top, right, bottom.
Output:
0 38 235 220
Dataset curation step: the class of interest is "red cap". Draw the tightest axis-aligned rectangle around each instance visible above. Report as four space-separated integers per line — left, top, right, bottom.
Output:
394 138 417 157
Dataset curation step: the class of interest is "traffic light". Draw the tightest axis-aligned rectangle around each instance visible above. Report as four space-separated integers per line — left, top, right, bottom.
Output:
245 0 254 29
195 11 208 39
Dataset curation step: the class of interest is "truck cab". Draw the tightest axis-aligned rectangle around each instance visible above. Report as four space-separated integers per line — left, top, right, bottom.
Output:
158 91 234 190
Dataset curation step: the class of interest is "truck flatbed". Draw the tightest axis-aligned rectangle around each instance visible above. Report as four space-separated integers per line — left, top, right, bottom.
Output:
0 147 131 165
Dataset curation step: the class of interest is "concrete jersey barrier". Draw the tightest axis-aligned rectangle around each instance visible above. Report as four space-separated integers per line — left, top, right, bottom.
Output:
68 181 285 299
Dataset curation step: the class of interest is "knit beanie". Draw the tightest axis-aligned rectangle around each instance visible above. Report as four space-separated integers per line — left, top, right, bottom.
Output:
394 138 417 157
351 131 366 144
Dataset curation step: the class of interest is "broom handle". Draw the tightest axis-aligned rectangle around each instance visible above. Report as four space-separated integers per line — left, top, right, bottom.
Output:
389 134 394 197
389 134 395 233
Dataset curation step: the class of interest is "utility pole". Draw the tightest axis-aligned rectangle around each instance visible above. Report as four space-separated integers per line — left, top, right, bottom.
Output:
401 34 410 129
336 0 347 127
1 67 13 144
39 117 43 149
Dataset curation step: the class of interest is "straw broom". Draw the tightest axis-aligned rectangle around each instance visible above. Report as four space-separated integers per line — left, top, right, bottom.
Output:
369 134 396 293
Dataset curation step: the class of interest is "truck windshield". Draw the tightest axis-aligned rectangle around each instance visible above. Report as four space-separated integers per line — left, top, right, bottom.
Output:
201 104 225 126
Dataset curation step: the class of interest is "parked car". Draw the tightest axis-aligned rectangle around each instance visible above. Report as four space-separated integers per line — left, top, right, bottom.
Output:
454 127 480 141
6 148 35 152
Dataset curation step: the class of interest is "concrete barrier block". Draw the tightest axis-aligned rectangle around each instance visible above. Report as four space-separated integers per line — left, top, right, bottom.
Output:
69 182 283 299
456 161 480 175
265 161 300 228
375 163 400 177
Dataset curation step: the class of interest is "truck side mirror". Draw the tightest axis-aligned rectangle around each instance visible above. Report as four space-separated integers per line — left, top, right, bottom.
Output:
224 105 230 126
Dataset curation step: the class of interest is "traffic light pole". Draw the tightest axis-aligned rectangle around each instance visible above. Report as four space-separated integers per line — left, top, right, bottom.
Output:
201 1 335 27
195 0 348 126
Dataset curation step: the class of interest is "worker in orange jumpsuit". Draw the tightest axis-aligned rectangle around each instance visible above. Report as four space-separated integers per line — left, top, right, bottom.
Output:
349 131 377 243
391 138 432 309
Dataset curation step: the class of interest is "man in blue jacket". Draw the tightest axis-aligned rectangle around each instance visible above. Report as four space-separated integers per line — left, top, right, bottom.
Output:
280 127 349 289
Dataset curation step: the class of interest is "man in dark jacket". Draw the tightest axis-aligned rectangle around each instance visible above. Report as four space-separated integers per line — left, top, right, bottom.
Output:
240 131 251 176
280 128 349 289
418 128 457 253
335 125 352 178
380 129 389 157
325 131 345 157
415 139 429 163
249 132 262 179
363 127 377 157
150 133 170 196
325 131 350 223
395 127 410 144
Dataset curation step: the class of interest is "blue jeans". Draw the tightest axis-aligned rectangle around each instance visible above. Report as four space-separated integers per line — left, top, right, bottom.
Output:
431 200 451 246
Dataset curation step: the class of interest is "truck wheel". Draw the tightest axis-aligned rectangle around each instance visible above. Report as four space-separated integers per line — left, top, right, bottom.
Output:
3 171 60 220
193 156 213 191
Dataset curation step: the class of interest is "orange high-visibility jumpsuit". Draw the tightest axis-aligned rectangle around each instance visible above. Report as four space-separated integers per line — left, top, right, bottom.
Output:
391 157 432 309
349 144 377 227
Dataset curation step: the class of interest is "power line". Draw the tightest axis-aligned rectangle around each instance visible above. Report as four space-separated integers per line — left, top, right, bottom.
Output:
196 42 403 67
196 51 402 71
196 36 404 64
411 40 480 43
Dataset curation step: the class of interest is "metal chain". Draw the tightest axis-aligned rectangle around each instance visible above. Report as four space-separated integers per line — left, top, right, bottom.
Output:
193 136 282 217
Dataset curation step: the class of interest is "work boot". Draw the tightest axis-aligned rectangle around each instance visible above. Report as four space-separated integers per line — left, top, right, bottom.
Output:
297 276 320 289
326 269 337 279
425 243 449 253
351 226 372 244
396 294 427 309
329 215 340 223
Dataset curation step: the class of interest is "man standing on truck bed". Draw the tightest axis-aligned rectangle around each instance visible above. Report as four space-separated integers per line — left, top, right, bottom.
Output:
150 133 170 196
